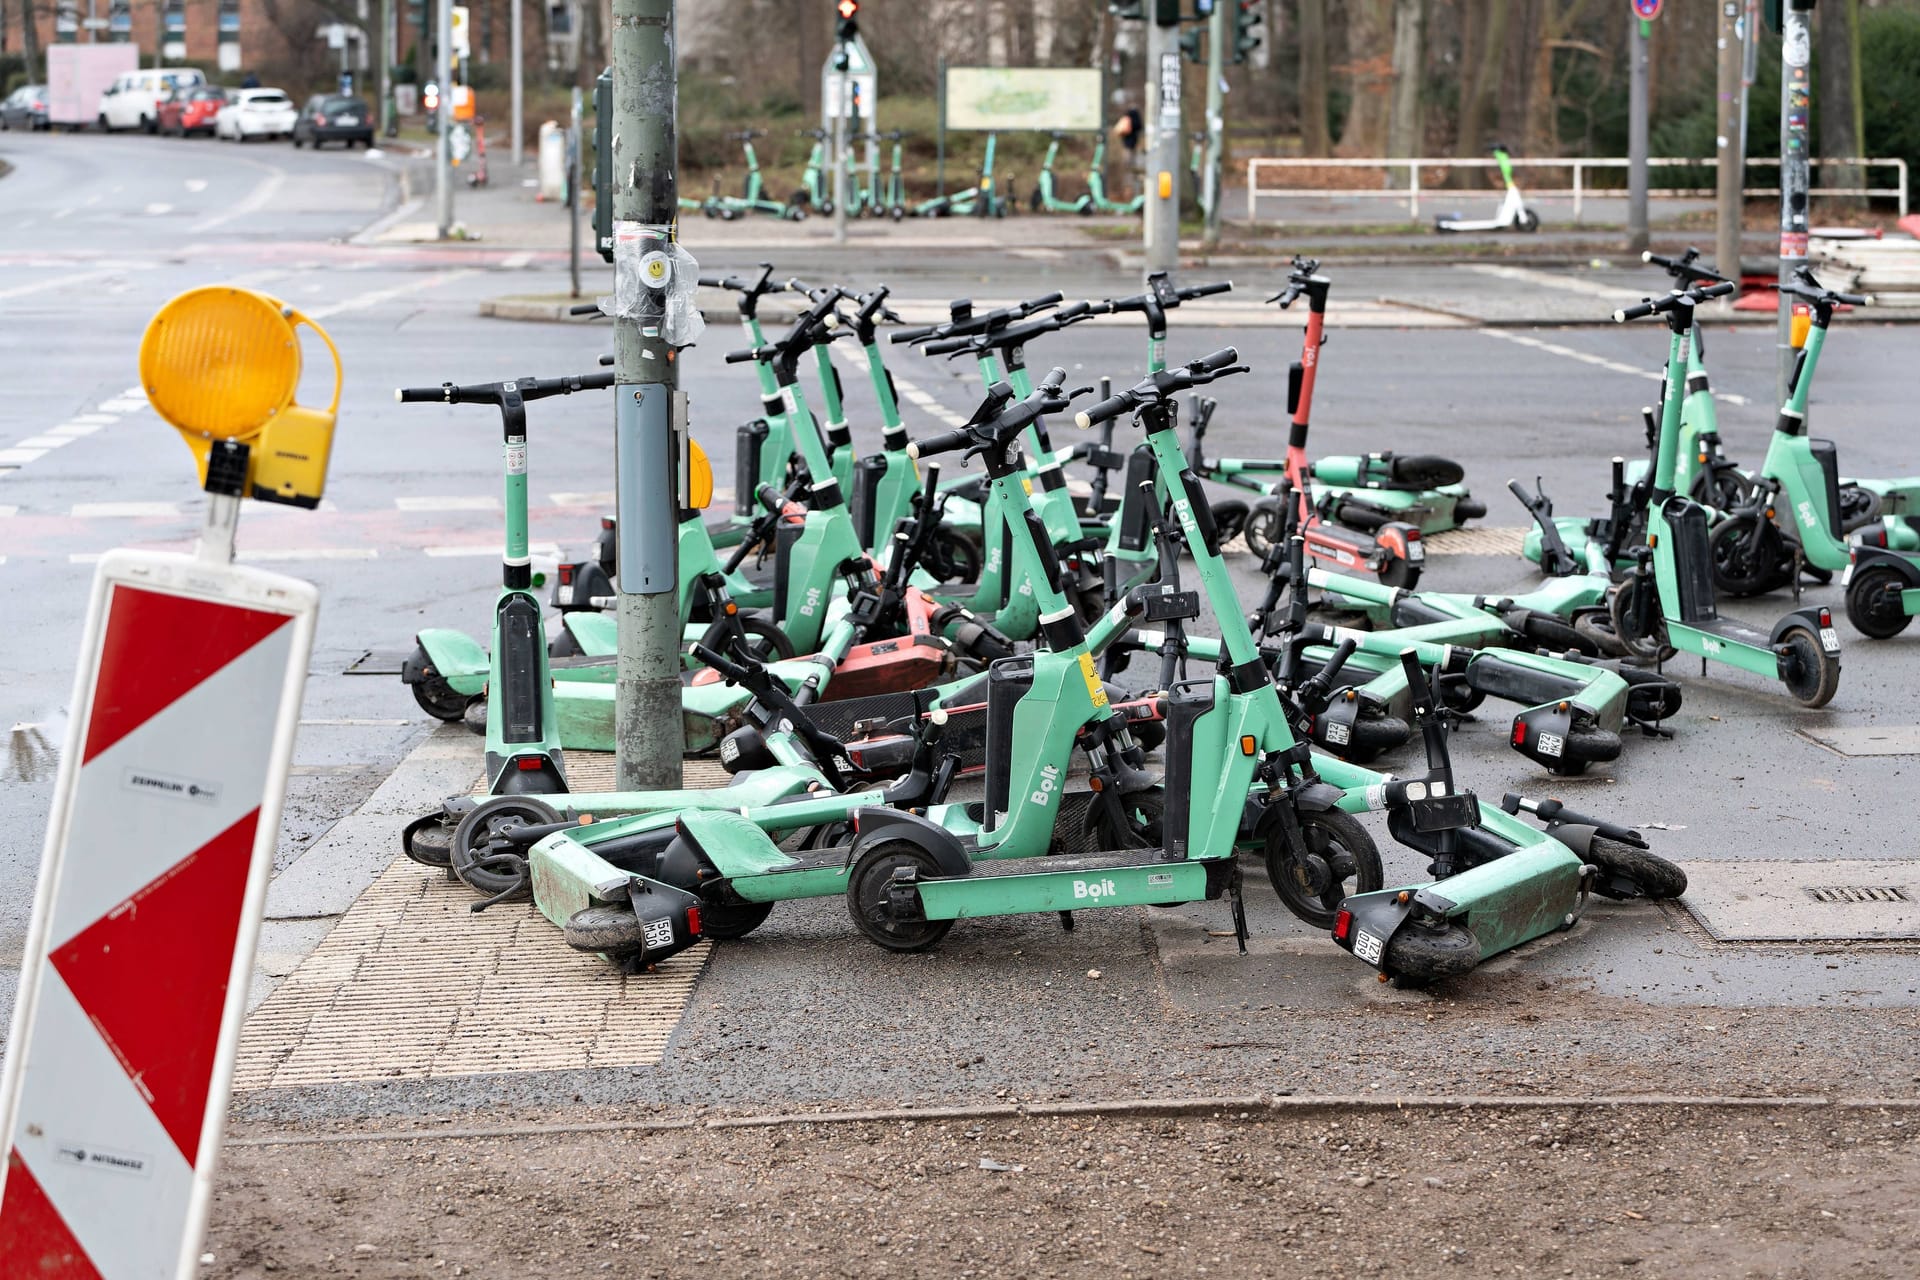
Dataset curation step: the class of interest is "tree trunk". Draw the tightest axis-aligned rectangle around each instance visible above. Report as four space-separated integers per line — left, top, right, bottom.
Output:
1336 0 1394 156
1818 0 1865 207
1451 0 1511 186
1297 0 1330 156
20 0 40 81
1386 0 1423 158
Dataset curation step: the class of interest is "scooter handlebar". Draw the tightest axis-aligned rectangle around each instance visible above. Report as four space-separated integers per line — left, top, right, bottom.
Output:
906 427 975 460
1074 392 1134 430
725 345 774 364
394 371 615 404
396 384 453 403
568 302 605 316
890 324 939 345
597 353 614 366
516 371 618 400
1179 280 1234 300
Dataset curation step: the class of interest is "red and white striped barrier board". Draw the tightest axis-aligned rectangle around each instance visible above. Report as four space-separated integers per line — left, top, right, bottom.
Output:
0 549 317 1279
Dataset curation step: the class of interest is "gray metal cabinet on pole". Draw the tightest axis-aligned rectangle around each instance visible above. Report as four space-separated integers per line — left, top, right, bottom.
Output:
612 0 686 789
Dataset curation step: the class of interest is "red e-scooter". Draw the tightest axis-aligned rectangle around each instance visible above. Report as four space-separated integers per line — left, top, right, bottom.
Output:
1209 260 1426 587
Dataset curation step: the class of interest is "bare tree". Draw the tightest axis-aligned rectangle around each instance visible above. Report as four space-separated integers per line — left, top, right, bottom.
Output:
1819 0 1865 206
1521 0 1599 156
1386 0 1423 158
1452 0 1510 182
1296 0 1330 155
1335 0 1393 154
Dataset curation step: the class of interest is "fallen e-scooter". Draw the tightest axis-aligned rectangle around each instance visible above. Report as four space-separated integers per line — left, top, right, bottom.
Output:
1434 143 1540 234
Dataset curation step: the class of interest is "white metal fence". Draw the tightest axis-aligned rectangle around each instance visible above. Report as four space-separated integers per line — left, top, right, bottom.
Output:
1245 155 1910 222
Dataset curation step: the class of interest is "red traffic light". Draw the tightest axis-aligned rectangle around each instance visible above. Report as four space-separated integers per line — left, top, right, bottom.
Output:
836 0 858 16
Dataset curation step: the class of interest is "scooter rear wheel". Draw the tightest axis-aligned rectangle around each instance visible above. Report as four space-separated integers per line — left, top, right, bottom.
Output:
1708 513 1789 597
1608 574 1676 663
408 646 474 721
1209 498 1250 544
451 796 561 901
1845 564 1915 639
1586 835 1687 900
1382 920 1480 982
1266 808 1383 931
1377 555 1421 591
1243 499 1285 561
1777 626 1841 709
846 840 955 952
697 898 775 940
740 616 796 662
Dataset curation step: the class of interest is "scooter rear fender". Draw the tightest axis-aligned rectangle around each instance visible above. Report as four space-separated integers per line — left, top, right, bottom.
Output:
412 627 489 692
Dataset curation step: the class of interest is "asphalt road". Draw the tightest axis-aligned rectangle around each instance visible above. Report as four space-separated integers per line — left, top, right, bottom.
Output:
5 132 1920 1112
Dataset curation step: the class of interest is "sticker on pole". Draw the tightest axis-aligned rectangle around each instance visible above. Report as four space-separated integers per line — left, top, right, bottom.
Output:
1631 0 1661 20
0 553 316 1279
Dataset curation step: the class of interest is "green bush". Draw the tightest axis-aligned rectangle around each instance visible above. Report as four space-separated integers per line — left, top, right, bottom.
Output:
1861 6 1920 195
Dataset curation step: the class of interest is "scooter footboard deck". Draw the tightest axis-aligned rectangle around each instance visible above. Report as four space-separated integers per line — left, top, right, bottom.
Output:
915 853 1215 920
1673 615 1780 676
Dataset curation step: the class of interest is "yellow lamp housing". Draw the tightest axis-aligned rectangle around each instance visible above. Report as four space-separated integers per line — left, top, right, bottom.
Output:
1789 304 1813 350
688 437 714 511
138 286 343 507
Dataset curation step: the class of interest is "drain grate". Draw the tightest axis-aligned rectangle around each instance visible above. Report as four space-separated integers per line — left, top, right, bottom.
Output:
1804 884 1913 905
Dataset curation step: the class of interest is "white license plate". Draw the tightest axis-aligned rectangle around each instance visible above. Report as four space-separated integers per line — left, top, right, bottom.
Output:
1407 542 1425 562
1353 929 1384 965
1820 626 1841 653
338 116 359 125
1841 563 1854 587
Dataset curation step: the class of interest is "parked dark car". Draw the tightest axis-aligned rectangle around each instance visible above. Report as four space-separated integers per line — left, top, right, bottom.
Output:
292 95 374 149
1 84 50 131
156 85 227 137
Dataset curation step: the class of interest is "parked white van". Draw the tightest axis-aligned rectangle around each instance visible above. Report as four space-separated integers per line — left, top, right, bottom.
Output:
97 67 206 133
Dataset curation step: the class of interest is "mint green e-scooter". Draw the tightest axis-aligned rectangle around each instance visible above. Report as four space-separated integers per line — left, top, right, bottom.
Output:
1030 131 1094 214
1605 282 1842 707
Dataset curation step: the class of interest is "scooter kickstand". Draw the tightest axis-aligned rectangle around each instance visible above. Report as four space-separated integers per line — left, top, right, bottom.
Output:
1058 911 1076 932
1229 862 1249 954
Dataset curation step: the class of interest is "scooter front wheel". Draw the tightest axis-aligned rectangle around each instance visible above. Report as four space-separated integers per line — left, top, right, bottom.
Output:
407 647 474 721
1608 574 1675 663
1777 626 1841 709
1708 513 1789 597
696 897 775 940
845 840 955 953
1383 919 1480 982
1266 808 1383 931
740 616 796 662
451 796 561 901
564 904 650 955
1377 555 1421 591
1209 498 1250 545
1586 836 1687 900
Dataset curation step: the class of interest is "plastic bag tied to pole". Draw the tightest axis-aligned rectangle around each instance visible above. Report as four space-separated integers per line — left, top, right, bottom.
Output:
602 221 704 347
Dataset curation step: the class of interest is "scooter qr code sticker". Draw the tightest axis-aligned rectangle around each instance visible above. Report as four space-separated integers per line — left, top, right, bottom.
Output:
643 917 676 952
1537 731 1565 759
1820 627 1841 653
1354 930 1384 965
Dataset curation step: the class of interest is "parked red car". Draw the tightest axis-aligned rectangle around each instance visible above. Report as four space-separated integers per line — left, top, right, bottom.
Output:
157 85 227 137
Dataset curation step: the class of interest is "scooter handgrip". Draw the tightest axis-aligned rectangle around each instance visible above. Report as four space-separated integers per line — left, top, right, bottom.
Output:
724 346 765 364
519 371 618 400
1192 346 1240 373
921 333 976 356
756 482 786 513
597 353 614 366
568 302 605 316
1181 280 1234 299
1053 300 1095 322
1074 392 1134 430
1612 300 1657 323
395 385 451 403
890 324 939 345
1506 478 1533 503
1697 280 1736 300
1836 291 1870 306
908 428 974 459
696 275 726 288
1021 290 1065 312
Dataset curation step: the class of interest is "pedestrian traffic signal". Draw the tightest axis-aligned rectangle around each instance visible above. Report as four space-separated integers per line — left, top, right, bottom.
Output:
1233 0 1263 63
1155 0 1181 25
835 0 858 41
1179 26 1204 63
592 68 613 263
1108 1 1146 18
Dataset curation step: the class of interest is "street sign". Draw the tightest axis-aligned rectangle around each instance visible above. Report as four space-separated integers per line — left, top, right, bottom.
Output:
1632 0 1662 18
450 5 470 58
325 21 346 49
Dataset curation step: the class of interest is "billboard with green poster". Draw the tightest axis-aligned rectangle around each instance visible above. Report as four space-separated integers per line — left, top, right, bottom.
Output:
944 67 1104 133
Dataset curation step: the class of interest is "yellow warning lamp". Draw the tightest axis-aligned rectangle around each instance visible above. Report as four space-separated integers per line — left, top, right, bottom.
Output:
688 437 714 510
139 286 342 507
451 84 476 122
1789 302 1812 349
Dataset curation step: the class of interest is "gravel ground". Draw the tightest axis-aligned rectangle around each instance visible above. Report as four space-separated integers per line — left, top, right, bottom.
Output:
206 1105 1919 1278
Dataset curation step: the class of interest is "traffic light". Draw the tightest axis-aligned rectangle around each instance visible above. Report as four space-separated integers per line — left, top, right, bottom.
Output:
1233 0 1263 63
1154 0 1181 24
592 67 613 264
1179 26 1204 63
1108 1 1146 18
1194 0 1215 13
835 0 858 41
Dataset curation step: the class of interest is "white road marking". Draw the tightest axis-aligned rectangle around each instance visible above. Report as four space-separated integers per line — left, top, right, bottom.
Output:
68 414 118 425
119 386 146 400
306 269 477 320
891 375 969 428
1476 328 1751 407
0 268 117 302
185 179 208 193
15 436 73 449
46 423 103 438
96 398 147 413
395 496 499 512
0 449 48 466
549 491 615 507
424 542 561 558
498 252 532 269
238 548 379 562
71 501 181 518
1459 263 1647 302
191 166 287 232
0 506 17 517
299 718 412 727
144 203 173 216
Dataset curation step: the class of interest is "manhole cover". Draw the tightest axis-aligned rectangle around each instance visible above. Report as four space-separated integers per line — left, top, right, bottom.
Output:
1682 860 1920 942
1797 725 1920 757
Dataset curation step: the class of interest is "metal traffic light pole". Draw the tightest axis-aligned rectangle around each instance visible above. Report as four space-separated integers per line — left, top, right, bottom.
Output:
612 0 686 788
1777 0 1816 405
832 1 859 247
434 0 453 238
1200 0 1227 249
1144 1 1182 275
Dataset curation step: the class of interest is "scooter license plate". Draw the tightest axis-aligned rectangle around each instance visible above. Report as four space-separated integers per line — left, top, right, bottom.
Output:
1352 929 1385 965
1841 563 1854 587
1820 626 1841 653
1407 542 1425 562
